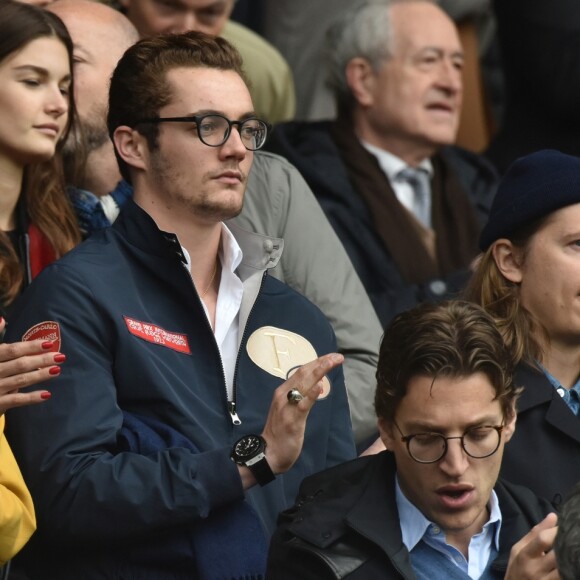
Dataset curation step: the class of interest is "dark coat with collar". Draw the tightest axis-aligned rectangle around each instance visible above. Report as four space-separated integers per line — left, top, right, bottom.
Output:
266 121 498 326
500 363 580 506
267 452 554 580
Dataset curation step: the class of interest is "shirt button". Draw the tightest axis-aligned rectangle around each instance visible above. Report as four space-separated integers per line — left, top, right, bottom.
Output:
263 239 274 252
431 526 440 535
455 556 462 563
557 387 566 397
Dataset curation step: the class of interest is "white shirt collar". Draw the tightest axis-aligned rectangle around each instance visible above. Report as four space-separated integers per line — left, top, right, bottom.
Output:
180 222 243 277
360 141 433 180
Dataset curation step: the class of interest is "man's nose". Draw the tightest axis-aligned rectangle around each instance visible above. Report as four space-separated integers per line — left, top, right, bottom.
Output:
219 126 248 160
438 437 469 477
437 59 462 94
169 13 198 34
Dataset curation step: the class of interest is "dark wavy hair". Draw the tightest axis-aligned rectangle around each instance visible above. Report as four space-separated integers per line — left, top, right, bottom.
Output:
0 0 81 305
375 300 521 423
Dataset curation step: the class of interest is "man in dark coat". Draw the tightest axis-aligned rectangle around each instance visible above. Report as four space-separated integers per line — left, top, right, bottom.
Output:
267 0 498 327
267 301 559 579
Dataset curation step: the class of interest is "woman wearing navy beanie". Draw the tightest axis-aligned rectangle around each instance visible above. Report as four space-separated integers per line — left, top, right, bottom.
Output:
467 149 580 506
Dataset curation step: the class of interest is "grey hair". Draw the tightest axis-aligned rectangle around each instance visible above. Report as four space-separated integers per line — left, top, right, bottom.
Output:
325 0 436 112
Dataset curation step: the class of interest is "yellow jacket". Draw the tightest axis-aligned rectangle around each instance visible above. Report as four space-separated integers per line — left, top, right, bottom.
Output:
0 415 35 564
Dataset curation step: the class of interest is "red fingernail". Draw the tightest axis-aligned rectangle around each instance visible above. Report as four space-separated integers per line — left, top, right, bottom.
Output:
54 354 66 363
48 366 61 376
42 341 54 350
40 391 51 400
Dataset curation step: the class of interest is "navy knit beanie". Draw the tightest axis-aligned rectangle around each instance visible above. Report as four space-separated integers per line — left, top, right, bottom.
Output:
479 149 580 250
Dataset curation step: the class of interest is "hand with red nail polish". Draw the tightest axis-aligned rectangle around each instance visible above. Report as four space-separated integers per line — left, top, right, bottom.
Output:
0 317 65 415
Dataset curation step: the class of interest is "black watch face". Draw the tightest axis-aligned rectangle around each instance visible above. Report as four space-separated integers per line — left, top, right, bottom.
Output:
234 435 262 459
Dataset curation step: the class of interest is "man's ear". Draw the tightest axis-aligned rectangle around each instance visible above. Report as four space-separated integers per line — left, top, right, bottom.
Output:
491 239 524 284
378 417 397 450
113 126 148 173
345 57 377 108
503 403 518 443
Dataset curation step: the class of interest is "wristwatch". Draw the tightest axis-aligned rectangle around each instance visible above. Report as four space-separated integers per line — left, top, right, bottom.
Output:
231 434 276 486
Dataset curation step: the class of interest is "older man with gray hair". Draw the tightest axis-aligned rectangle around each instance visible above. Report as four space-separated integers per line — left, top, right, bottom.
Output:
267 0 499 328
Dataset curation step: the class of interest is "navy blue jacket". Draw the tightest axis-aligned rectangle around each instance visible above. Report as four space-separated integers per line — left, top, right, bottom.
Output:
5 200 355 578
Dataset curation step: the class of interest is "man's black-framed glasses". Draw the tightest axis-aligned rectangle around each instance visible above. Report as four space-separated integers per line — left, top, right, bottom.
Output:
393 422 504 464
138 113 270 151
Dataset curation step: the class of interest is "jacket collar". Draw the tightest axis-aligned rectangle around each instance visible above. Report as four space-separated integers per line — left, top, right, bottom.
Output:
343 453 414 576
489 479 552 573
287 453 415 577
113 199 283 276
515 363 580 444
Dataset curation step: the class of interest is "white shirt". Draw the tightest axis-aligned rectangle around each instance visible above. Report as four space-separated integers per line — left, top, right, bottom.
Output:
361 141 433 224
181 223 244 400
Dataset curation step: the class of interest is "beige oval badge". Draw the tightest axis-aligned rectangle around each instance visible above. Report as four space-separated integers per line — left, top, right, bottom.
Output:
246 326 331 399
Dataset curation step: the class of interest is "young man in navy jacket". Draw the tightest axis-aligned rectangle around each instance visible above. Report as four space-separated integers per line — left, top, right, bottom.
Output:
5 31 355 578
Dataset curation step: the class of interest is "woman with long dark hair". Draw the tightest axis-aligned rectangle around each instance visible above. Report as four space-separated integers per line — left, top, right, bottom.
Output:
0 0 78 565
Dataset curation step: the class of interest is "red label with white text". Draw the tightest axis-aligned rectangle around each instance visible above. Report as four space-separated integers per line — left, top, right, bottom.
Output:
123 316 191 355
22 321 61 352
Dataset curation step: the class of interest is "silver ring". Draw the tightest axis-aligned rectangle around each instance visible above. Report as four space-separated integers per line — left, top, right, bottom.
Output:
287 388 304 404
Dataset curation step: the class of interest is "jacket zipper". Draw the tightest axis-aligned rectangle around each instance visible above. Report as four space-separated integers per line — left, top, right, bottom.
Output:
180 252 267 427
230 270 268 426
179 258 232 424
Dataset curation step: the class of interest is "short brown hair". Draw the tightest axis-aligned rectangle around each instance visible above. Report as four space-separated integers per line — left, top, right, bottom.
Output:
107 30 247 182
375 300 520 423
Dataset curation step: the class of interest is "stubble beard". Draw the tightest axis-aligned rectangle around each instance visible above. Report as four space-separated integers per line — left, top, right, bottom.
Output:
62 105 110 159
150 155 246 223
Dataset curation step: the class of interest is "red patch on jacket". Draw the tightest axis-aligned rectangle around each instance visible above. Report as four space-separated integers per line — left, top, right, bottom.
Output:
123 316 191 355
22 321 61 352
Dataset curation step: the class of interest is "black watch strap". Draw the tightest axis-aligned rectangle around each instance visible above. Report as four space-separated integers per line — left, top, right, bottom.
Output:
246 452 276 486
231 435 276 487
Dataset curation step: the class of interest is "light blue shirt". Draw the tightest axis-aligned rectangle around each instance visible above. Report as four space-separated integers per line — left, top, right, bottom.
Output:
539 363 580 416
395 477 502 579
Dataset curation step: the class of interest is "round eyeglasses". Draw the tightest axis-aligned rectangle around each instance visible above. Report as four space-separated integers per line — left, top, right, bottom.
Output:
394 422 504 464
137 113 270 151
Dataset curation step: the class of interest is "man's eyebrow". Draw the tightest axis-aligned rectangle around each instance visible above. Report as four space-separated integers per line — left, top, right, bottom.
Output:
72 44 91 59
417 47 465 59
184 110 259 120
404 417 502 432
